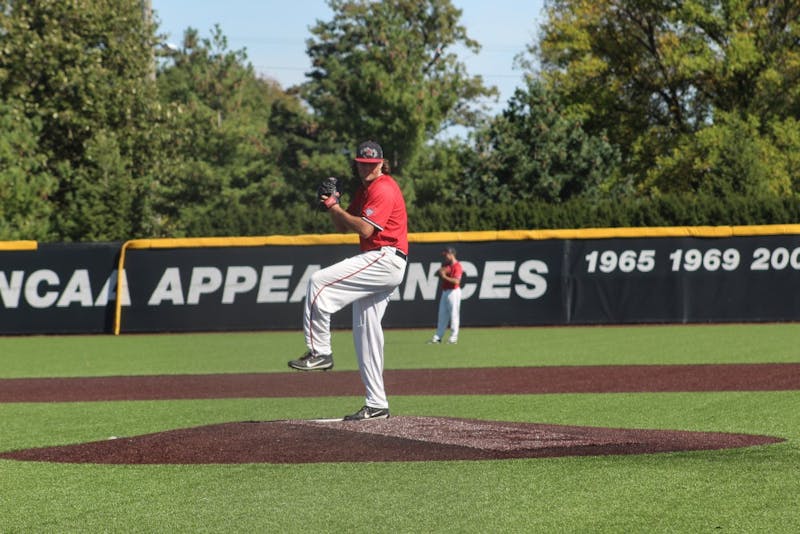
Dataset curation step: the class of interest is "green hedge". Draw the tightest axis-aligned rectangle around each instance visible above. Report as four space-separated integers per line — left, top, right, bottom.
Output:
408 194 800 232
176 194 800 237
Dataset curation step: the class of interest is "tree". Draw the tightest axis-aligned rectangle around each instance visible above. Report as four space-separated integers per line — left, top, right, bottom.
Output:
642 112 795 197
0 101 56 239
155 27 291 236
266 94 352 208
533 0 800 193
406 138 476 207
466 79 621 205
0 0 167 240
301 0 497 176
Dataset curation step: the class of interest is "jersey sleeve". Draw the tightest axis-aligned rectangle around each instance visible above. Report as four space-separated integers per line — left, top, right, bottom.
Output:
451 262 463 281
359 180 393 231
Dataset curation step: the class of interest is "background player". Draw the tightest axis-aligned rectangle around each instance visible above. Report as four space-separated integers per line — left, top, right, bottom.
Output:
288 140 408 421
429 246 462 344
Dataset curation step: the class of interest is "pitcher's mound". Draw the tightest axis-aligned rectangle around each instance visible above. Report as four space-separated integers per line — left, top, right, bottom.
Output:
0 416 782 464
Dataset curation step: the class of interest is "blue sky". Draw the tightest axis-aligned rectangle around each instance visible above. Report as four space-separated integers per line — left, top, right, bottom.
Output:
150 1 545 116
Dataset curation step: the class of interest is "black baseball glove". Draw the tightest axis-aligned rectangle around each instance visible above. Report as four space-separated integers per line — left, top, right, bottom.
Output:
317 176 341 210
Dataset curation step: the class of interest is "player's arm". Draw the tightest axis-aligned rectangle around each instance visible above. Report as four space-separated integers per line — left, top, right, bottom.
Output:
328 204 375 238
438 263 463 284
316 177 375 238
438 269 460 284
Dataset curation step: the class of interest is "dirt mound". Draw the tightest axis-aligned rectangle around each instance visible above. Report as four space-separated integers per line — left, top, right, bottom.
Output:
0 417 783 464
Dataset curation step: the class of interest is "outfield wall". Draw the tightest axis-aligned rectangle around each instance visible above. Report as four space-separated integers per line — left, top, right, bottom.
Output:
1 227 798 334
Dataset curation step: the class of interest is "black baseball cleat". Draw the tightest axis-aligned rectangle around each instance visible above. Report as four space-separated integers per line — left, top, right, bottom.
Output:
288 351 334 371
343 405 390 421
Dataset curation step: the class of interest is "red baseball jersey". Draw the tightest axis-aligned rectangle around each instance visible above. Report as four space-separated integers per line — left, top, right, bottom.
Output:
347 174 409 254
441 261 463 290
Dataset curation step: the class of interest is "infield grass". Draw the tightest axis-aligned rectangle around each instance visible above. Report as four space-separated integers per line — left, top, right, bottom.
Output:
0 322 798 378
0 323 798 533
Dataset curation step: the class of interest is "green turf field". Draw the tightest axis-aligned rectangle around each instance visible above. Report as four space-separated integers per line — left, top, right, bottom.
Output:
1 324 798 532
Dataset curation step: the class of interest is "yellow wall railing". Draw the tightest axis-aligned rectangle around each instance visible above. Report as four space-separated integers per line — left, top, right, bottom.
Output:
0 241 38 251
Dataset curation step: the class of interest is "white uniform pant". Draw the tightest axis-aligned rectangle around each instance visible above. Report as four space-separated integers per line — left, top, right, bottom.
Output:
436 288 461 342
303 247 407 409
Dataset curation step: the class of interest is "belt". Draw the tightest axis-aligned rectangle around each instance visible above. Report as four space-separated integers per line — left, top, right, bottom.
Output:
371 247 407 260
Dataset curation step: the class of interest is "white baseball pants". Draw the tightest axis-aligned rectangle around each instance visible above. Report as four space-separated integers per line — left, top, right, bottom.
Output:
435 288 461 342
303 247 407 409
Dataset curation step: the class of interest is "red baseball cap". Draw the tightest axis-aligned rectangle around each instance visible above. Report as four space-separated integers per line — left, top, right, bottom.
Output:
354 141 383 163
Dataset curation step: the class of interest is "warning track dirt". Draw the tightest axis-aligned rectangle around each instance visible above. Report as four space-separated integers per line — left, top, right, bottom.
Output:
2 363 799 403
